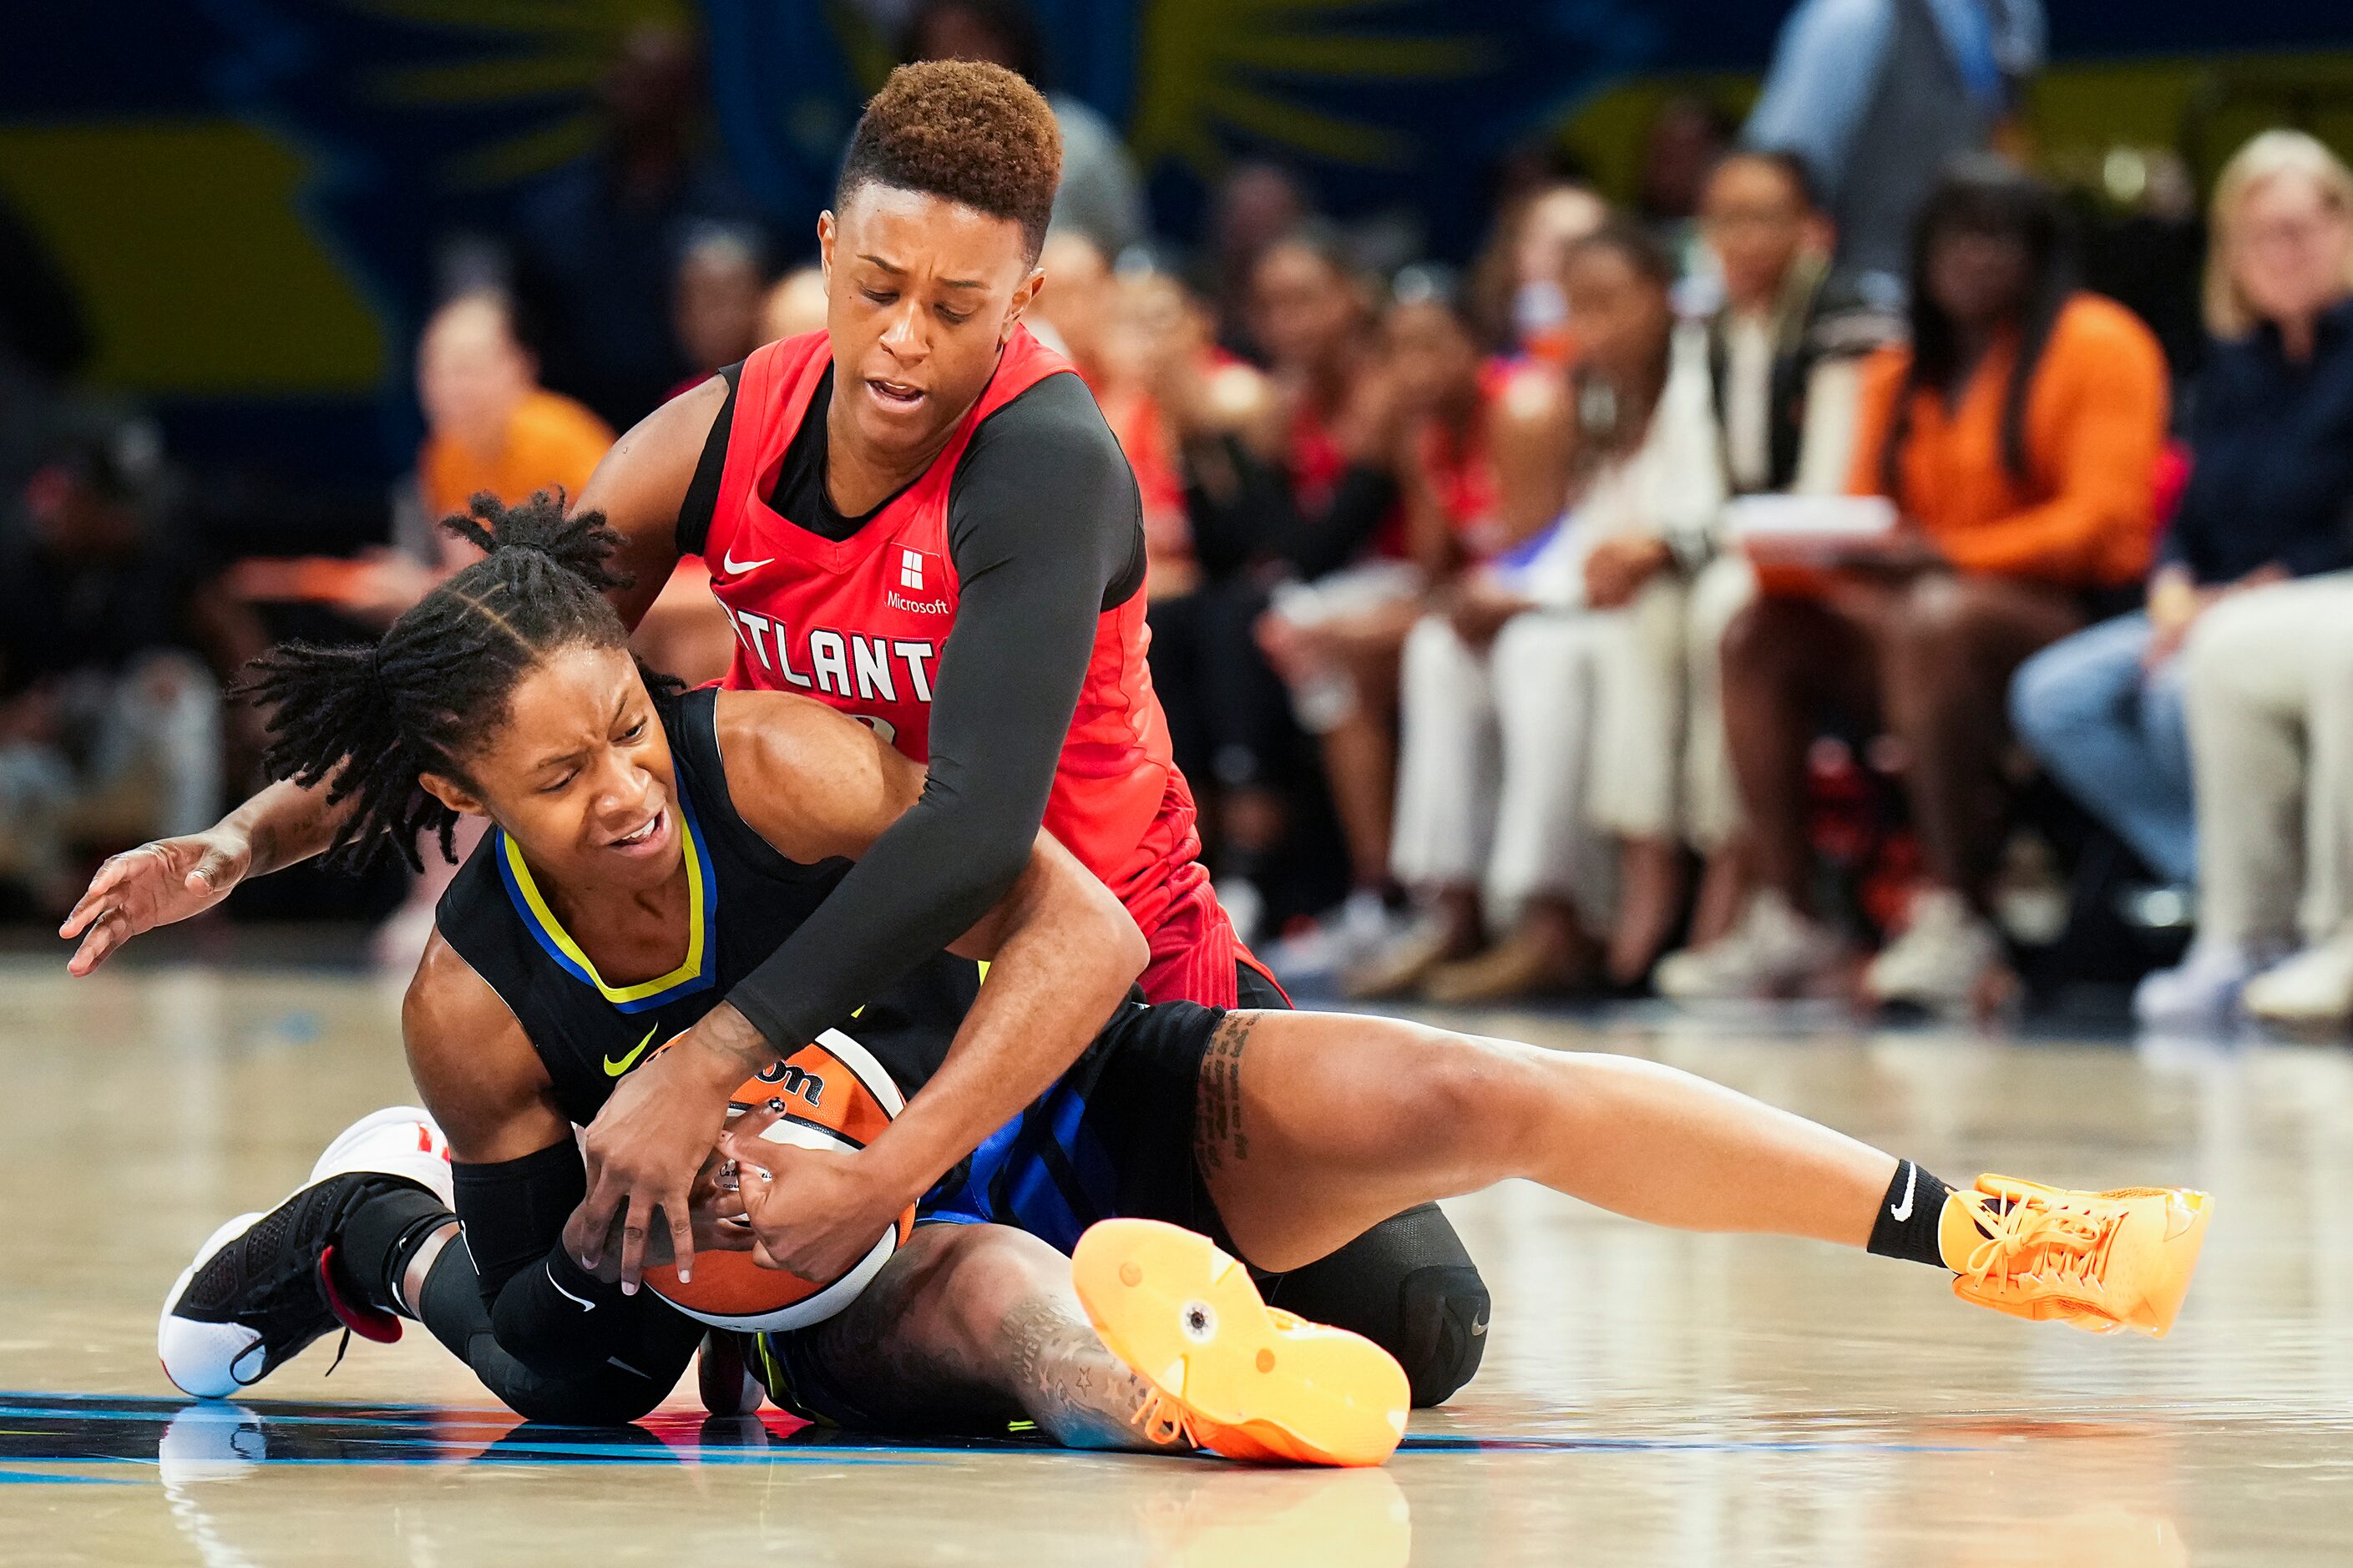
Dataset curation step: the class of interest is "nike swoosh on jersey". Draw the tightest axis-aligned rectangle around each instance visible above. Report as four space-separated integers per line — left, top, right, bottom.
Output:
1889 1160 1918 1222
604 1024 660 1077
721 547 775 574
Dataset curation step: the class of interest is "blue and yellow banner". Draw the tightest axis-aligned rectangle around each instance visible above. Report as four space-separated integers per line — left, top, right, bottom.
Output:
3 1 2350 475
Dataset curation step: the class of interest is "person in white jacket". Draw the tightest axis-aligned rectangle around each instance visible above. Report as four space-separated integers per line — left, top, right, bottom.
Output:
1358 220 1744 1002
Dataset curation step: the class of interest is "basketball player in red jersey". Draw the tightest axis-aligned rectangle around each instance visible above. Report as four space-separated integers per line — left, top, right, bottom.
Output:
63 59 1490 1404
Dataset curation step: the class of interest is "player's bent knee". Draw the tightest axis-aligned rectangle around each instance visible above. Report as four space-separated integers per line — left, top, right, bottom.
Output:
1413 1030 1548 1179
1257 1203 1492 1408
929 1224 1076 1359
1396 1261 1490 1407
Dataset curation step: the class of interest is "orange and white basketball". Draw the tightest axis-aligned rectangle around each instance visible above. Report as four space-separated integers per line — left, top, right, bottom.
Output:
644 1029 915 1333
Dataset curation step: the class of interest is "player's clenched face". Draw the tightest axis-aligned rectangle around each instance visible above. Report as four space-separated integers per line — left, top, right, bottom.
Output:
819 185 1045 463
418 645 684 895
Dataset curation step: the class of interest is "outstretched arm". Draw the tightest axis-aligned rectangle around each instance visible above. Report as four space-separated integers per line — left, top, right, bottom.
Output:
574 690 1149 1291
61 779 354 974
60 379 729 976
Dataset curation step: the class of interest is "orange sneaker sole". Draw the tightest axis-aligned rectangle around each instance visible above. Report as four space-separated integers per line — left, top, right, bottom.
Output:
1072 1219 1410 1468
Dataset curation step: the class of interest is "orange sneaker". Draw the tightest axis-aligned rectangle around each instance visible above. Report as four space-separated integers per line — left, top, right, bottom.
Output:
1938 1175 2213 1337
1072 1219 1410 1467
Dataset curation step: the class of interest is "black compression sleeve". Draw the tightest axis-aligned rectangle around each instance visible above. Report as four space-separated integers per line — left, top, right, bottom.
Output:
722 374 1141 1048
451 1141 701 1381
451 1140 587 1306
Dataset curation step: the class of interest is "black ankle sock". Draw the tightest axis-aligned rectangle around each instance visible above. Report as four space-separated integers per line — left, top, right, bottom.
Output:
1865 1160 1956 1271
333 1183 455 1317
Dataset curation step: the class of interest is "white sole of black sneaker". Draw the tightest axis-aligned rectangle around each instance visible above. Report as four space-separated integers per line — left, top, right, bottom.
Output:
159 1211 269 1399
159 1106 453 1399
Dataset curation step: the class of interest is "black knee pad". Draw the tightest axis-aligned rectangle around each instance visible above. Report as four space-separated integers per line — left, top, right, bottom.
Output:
1391 1262 1490 1408
1253 1202 1490 1408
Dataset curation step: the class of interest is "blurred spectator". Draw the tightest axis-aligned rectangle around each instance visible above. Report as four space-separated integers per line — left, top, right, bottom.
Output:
0 421 261 912
1482 136 1598 240
1637 95 1736 274
1661 160 2167 1012
1698 151 1875 502
1206 163 1311 360
509 21 767 431
1246 228 1421 975
1369 221 1724 1002
2112 132 2353 1030
901 0 1147 258
1029 230 1116 372
414 292 613 579
1743 0 2045 305
1384 266 1570 578
1468 182 1609 362
234 291 615 623
1044 243 1411 943
1675 150 1885 947
761 266 830 344
672 225 768 387
1092 266 1298 938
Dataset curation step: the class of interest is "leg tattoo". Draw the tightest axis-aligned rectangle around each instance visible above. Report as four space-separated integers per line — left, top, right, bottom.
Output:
995 1294 1180 1453
1195 1011 1257 1178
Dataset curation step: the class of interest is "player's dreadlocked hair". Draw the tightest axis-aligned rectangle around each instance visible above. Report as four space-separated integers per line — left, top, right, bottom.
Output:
237 492 635 872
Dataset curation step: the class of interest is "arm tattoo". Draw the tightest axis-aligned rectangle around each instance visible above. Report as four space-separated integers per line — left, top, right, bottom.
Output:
1193 1010 1256 1177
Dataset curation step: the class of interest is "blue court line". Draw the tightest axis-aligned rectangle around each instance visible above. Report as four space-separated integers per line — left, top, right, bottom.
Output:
1395 1434 1985 1455
0 1393 2000 1466
0 1468 134 1485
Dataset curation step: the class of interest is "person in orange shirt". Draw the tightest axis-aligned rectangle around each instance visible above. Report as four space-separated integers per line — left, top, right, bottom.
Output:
334 291 615 968
1660 159 2168 1012
417 291 612 546
231 291 616 624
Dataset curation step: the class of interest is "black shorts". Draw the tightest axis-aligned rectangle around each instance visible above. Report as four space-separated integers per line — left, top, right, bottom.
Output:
751 996 1232 1429
918 996 1231 1250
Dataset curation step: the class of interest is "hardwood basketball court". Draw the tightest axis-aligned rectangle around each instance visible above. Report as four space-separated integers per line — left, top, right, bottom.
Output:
4 960 2346 1564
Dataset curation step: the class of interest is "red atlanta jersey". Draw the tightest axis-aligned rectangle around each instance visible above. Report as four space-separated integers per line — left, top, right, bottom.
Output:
700 326 1203 937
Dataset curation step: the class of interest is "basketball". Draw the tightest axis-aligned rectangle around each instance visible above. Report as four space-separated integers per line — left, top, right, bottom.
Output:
643 1029 916 1333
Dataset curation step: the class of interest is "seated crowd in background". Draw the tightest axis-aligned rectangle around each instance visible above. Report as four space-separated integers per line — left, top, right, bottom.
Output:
10 0 2353 1036
1658 157 2169 1014
2088 131 2353 1031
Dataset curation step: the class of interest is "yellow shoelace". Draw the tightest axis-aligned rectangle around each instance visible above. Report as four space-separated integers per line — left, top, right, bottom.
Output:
1131 1388 1198 1449
1957 1193 2114 1297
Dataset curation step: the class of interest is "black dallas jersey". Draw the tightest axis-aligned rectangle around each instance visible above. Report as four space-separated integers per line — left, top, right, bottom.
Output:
433 686 979 1127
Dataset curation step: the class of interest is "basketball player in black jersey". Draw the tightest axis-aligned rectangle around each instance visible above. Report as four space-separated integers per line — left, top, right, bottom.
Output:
72 60 1493 1410
153 501 2211 1459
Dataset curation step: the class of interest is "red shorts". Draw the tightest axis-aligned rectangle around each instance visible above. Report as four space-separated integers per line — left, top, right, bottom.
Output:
1139 875 1287 1009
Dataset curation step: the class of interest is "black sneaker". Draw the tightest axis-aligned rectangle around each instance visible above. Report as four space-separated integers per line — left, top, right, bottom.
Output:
159 1107 453 1398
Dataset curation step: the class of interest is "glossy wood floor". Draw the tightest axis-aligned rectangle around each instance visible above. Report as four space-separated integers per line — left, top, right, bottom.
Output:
4 960 2350 1565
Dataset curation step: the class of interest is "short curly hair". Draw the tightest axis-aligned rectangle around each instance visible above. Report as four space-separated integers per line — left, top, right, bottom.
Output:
838 60 1062 260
